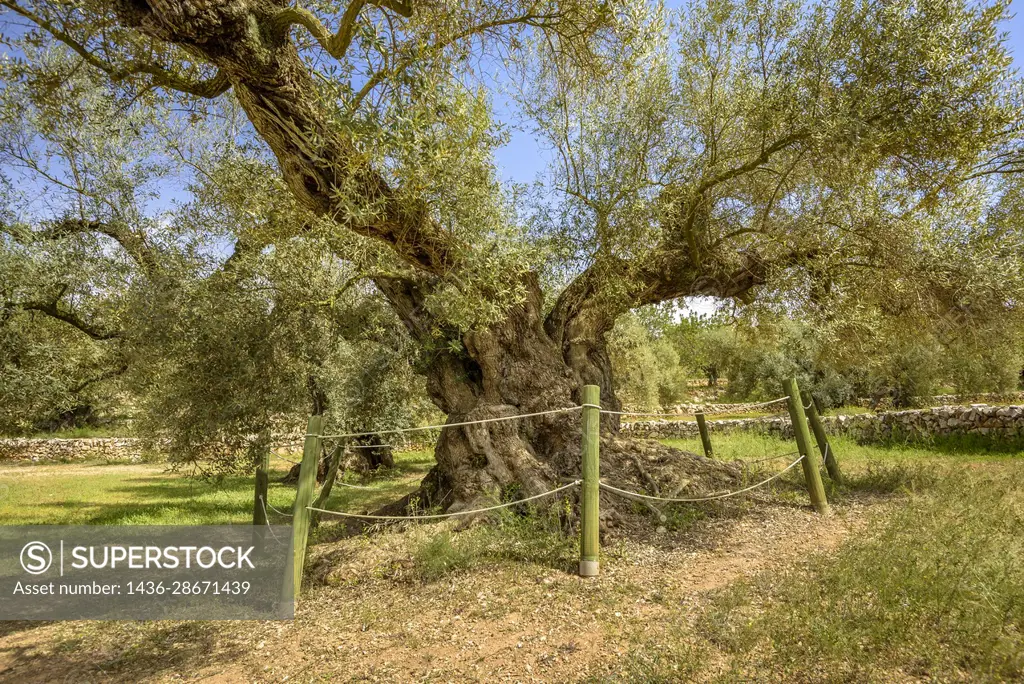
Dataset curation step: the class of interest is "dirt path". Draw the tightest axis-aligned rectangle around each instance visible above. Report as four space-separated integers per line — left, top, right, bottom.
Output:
0 498 877 683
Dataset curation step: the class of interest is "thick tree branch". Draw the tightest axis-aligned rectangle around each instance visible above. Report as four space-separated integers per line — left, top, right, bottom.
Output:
269 0 412 59
0 0 231 98
17 299 121 340
35 218 162 277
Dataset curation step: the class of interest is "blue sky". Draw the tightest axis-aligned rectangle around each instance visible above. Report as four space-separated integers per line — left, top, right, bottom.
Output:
491 7 1024 185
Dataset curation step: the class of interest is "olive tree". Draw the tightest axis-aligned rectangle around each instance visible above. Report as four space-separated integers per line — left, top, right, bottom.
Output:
3 0 1022 510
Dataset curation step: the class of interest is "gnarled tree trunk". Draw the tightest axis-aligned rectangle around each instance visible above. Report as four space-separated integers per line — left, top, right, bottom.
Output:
377 273 740 514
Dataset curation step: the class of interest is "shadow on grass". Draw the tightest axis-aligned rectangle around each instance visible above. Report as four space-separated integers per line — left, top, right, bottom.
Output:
25 498 253 525
0 620 51 639
829 461 941 498
0 621 244 683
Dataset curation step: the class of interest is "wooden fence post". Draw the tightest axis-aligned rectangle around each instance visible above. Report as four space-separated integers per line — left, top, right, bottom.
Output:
784 379 829 514
579 384 601 578
695 412 713 458
252 447 270 526
310 443 344 529
802 391 844 485
283 414 322 603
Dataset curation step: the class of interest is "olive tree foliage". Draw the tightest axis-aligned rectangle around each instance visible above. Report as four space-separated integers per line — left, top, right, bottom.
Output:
519 0 1021 310
4 0 1024 507
0 47 431 473
606 310 688 410
806 178 1024 403
517 0 1024 406
0 47 159 433
690 176 1024 407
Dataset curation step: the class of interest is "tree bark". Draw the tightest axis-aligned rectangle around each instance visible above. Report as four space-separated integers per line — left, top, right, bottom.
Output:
376 271 743 513
252 446 270 525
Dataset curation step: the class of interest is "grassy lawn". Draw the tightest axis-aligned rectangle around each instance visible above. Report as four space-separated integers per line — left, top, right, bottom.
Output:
658 404 872 422
0 435 1020 681
0 450 434 526
663 431 1024 466
692 465 1024 681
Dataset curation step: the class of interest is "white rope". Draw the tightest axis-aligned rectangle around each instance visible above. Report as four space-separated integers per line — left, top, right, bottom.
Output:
315 406 583 440
308 480 582 521
599 454 805 503
822 442 835 466
261 494 293 518
603 396 791 418
334 480 376 490
742 450 800 465
257 496 282 540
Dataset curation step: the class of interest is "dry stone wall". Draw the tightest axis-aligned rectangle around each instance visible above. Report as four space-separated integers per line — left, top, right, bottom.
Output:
0 438 148 463
0 437 308 463
4 403 1023 462
621 404 1024 443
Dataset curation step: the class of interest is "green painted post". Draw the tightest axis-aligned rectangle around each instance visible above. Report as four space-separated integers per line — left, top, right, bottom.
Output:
579 384 601 578
802 390 844 485
784 379 829 514
252 447 270 526
284 414 322 602
695 412 713 458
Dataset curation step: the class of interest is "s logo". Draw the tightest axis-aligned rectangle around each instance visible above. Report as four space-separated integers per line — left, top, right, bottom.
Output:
20 541 52 575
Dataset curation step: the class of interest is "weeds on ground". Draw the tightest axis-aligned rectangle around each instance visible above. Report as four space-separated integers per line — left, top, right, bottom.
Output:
589 630 707 682
701 466 1024 681
826 459 941 499
411 502 578 581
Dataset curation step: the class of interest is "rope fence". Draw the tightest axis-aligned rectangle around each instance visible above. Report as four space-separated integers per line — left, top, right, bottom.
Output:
279 378 838 596
260 494 293 518
742 450 801 465
308 479 582 522
314 405 583 441
256 496 282 542
599 454 805 504
603 395 791 419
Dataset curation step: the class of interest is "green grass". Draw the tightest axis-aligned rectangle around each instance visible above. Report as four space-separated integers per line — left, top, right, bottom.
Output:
662 432 1024 467
410 502 578 581
697 466 1024 681
0 449 435 526
1 431 1021 679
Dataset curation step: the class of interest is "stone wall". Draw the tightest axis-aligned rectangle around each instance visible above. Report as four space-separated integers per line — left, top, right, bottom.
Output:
626 391 1024 416
621 404 1024 443
0 438 149 463
5 404 1023 462
634 400 788 416
853 391 1024 409
0 437 309 463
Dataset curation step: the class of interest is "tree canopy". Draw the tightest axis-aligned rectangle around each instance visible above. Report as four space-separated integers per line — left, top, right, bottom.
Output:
2 0 1023 507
